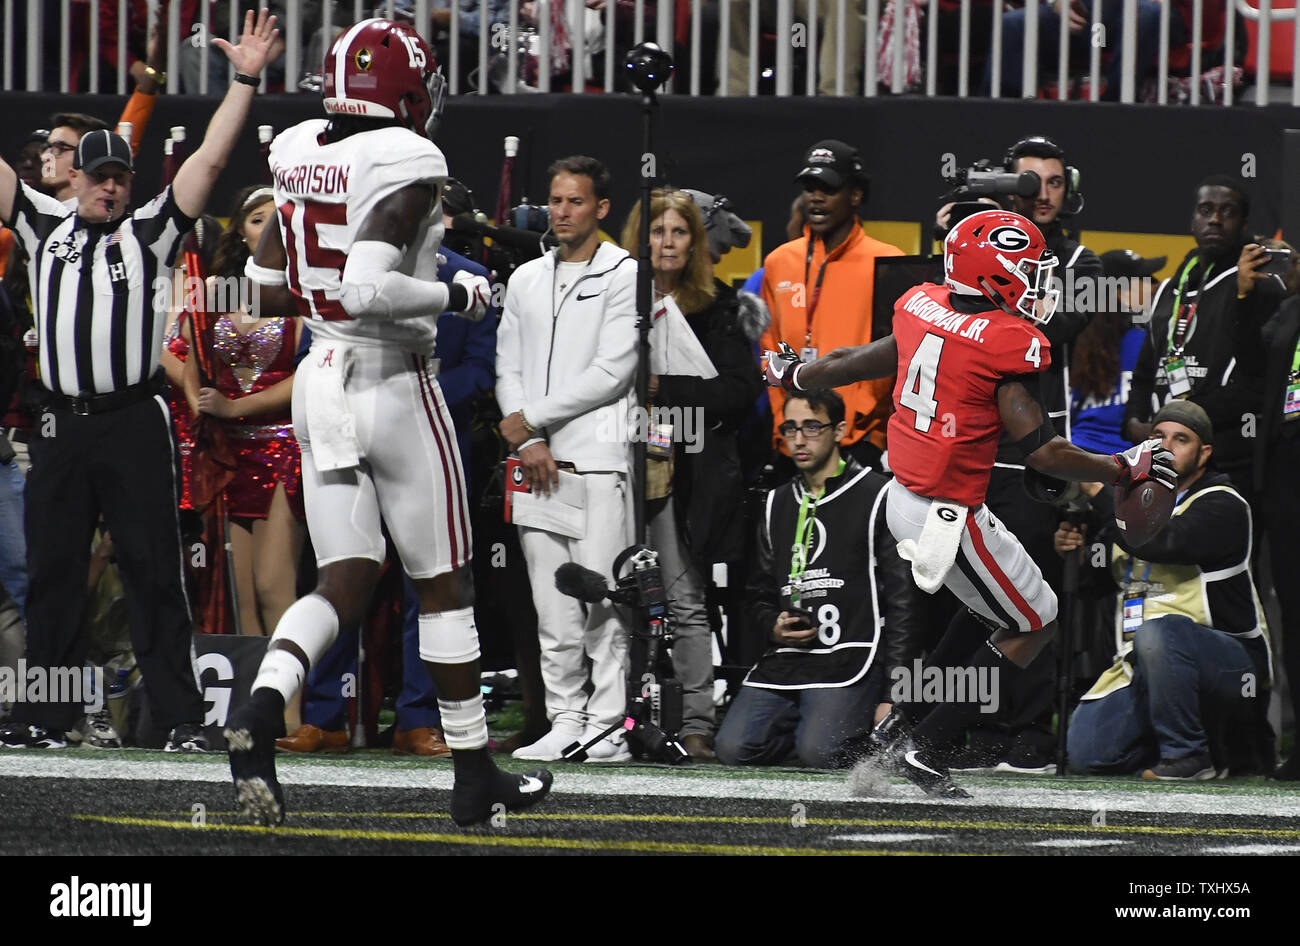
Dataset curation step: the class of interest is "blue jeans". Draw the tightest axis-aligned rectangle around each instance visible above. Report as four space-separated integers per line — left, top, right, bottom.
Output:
303 578 440 731
716 671 881 769
985 0 1165 99
0 459 27 619
1067 614 1255 773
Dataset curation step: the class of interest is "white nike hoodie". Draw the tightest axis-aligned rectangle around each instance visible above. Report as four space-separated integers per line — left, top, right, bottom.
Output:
496 241 638 473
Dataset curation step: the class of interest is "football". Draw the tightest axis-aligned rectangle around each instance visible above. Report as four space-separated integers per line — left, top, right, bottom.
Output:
1114 479 1176 546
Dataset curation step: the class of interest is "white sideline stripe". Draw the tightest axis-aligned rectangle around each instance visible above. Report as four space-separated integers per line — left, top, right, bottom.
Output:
1031 838 1129 848
831 833 948 843
2 755 1300 819
1201 844 1300 855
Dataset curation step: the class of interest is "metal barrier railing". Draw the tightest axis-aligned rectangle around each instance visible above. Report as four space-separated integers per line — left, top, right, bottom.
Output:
3 0 1296 105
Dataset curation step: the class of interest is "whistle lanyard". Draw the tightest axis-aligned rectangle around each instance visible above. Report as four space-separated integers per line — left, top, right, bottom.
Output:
1166 258 1214 354
802 239 832 345
788 459 846 600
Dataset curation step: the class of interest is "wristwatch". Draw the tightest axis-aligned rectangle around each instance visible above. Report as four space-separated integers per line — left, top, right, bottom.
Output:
143 64 166 87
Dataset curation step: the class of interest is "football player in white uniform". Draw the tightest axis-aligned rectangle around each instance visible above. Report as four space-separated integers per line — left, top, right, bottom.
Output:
227 17 552 827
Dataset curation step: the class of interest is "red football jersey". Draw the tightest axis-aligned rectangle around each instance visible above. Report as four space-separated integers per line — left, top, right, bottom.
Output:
887 284 1051 507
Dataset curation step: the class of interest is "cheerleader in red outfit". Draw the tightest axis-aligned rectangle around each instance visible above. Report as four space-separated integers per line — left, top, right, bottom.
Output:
184 187 305 644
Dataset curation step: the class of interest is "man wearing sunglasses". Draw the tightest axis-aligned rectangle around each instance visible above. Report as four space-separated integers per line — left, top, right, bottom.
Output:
717 389 923 769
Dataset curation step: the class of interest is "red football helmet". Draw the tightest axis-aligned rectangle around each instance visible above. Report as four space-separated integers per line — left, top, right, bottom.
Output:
322 18 446 139
943 210 1060 323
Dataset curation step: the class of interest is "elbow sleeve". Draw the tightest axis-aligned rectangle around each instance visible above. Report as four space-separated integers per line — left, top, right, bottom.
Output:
338 240 449 320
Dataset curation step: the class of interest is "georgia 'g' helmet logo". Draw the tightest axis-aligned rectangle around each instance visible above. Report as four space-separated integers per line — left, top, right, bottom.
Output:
355 48 373 70
987 225 1030 252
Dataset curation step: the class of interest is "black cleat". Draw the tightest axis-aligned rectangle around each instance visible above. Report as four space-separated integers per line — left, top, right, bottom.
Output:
225 702 286 826
865 708 914 757
900 748 972 799
450 766 554 827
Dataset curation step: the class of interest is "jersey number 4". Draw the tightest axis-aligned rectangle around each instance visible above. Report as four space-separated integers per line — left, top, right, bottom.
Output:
901 331 1043 431
279 199 350 321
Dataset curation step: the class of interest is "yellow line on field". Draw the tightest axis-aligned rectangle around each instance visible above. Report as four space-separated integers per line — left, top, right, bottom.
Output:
146 810 1300 839
72 815 952 855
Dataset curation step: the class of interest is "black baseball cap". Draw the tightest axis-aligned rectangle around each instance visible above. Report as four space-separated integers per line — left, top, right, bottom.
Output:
1100 249 1166 279
1152 400 1213 446
73 130 133 174
794 139 864 191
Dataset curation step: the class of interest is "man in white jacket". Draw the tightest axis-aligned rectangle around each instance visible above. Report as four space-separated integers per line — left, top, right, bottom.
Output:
496 156 638 762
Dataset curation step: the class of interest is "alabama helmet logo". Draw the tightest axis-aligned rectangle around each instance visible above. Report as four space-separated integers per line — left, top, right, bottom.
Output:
987 226 1030 251
355 48 373 70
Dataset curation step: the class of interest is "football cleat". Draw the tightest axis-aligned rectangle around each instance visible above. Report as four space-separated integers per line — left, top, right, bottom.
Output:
449 766 554 827
225 701 286 827
900 748 973 799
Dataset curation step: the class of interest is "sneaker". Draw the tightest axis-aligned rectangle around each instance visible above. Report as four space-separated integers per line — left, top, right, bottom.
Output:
994 743 1057 774
1142 752 1217 781
68 710 123 750
164 723 209 753
0 723 67 749
948 745 1004 773
449 765 554 827
900 748 973 799
225 702 286 826
582 737 632 764
511 724 583 762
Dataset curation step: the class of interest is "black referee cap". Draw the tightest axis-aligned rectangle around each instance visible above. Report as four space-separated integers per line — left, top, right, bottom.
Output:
74 130 133 174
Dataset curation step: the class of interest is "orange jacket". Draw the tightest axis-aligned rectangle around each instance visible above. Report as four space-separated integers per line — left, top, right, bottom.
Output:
760 222 904 453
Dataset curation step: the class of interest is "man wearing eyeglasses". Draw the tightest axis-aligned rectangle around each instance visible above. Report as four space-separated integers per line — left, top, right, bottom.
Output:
717 389 923 769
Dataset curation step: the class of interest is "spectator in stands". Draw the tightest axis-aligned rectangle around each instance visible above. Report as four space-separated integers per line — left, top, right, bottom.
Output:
1057 401 1272 779
760 140 902 473
1248 243 1300 780
717 388 923 768
1069 249 1164 454
618 189 764 759
1124 177 1285 514
985 0 1172 100
725 0 865 95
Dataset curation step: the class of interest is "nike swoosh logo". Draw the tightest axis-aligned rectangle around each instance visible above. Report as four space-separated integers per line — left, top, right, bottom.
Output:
519 775 546 794
576 290 602 301
904 751 944 778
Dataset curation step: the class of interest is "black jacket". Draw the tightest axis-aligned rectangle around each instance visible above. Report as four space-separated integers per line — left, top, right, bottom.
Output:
744 456 925 688
1125 245 1284 471
994 222 1102 462
655 279 766 570
1253 294 1300 491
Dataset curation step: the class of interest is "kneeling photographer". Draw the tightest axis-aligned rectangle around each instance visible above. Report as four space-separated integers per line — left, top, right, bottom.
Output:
717 390 924 769
1055 401 1273 780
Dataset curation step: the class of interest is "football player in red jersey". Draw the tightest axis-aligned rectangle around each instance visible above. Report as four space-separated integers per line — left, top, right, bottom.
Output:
228 17 551 827
766 210 1176 796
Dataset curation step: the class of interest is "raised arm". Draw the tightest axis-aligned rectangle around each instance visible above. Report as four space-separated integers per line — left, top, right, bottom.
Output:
0 154 16 226
172 9 280 219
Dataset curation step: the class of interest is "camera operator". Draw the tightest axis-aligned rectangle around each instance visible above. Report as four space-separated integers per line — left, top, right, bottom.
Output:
1056 401 1273 779
716 389 924 769
495 156 638 763
936 136 1102 772
1124 177 1284 517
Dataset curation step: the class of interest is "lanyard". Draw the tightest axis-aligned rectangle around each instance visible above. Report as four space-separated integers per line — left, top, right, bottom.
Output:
1289 331 1300 376
788 459 846 600
1166 258 1213 353
1123 557 1153 589
802 239 833 345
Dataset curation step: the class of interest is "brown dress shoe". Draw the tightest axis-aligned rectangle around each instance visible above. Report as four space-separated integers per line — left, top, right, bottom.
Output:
276 724 348 754
682 733 716 760
392 727 452 757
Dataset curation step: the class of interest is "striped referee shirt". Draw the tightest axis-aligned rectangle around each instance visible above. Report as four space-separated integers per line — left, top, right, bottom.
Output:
3 181 193 397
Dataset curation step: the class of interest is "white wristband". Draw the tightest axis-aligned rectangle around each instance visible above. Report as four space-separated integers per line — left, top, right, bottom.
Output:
244 256 287 287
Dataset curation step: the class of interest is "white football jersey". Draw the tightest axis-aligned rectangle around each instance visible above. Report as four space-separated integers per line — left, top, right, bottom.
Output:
269 118 447 354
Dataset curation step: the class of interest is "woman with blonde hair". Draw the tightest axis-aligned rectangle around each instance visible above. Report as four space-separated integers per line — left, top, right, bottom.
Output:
621 189 764 759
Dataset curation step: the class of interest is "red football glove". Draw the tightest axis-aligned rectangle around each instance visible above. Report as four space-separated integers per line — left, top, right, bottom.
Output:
1112 438 1177 492
762 342 806 391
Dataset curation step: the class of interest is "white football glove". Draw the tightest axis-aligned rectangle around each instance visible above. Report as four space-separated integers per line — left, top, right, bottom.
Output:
452 271 491 322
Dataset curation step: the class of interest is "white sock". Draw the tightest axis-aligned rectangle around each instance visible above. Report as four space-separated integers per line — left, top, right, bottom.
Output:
437 693 489 750
251 593 340 705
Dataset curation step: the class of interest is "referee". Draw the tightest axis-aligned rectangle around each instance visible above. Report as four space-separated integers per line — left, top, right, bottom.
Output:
0 8 281 750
